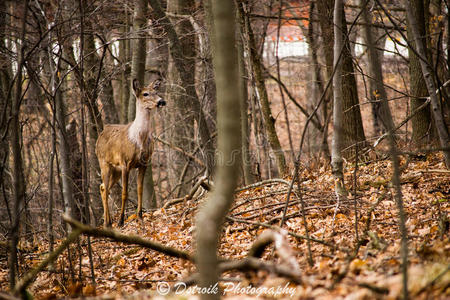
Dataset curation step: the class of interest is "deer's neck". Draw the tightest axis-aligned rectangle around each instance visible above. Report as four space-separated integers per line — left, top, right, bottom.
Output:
128 104 152 149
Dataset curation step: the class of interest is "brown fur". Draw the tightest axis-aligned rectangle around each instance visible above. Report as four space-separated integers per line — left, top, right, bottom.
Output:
96 79 163 227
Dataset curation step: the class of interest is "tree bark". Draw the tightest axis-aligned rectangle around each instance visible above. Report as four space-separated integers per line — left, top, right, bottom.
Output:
9 0 28 289
359 0 395 136
331 0 347 198
200 0 217 135
407 0 434 147
100 47 120 124
406 1 450 167
237 7 254 185
240 2 288 177
166 0 197 197
318 0 366 155
196 0 241 298
119 21 131 123
338 2 366 154
0 0 12 230
148 0 215 179
128 0 148 120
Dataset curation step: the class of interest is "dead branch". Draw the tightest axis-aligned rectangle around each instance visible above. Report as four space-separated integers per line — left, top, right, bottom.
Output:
63 215 193 261
235 179 293 193
219 257 301 284
163 175 208 209
248 229 301 276
179 229 303 288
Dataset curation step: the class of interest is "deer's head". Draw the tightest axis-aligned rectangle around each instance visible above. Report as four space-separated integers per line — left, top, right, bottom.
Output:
133 79 166 110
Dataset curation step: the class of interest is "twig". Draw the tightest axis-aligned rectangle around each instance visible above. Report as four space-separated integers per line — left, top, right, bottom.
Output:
235 178 293 193
226 216 340 250
153 135 205 167
13 229 82 296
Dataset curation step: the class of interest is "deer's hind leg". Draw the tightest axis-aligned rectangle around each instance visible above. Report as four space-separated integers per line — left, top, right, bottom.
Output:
137 166 147 219
118 166 129 227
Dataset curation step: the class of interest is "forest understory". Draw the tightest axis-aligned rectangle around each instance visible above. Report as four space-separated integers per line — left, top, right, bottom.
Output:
1 153 448 300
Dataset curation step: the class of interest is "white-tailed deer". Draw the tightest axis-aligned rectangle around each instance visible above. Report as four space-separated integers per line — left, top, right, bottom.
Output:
96 79 166 227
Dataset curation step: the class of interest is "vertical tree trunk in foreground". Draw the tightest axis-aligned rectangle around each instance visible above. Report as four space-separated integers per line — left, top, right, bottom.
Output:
196 1 241 299
331 0 347 198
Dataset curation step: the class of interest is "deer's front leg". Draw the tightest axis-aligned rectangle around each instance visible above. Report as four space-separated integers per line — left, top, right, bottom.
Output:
137 166 147 219
100 167 112 227
118 167 129 227
100 183 111 227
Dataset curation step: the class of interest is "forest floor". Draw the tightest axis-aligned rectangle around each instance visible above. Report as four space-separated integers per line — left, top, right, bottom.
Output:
1 153 449 299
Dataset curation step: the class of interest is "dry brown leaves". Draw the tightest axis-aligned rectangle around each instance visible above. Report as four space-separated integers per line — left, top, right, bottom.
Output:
0 154 448 299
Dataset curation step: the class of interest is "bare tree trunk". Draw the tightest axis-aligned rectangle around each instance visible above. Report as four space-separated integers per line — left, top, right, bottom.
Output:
128 0 148 120
360 5 410 296
149 0 215 192
331 0 347 198
119 19 131 123
196 0 241 298
166 0 196 197
100 47 120 124
240 2 287 177
9 0 28 289
66 120 83 221
316 0 335 100
237 7 254 185
200 0 217 135
407 0 434 147
52 0 78 225
406 1 450 167
0 0 12 231
338 3 366 154
55 76 77 224
359 0 395 135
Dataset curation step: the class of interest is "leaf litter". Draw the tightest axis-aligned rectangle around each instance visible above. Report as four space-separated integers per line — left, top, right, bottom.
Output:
0 154 448 299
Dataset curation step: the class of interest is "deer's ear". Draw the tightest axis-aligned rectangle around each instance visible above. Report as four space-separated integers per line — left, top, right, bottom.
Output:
132 79 141 96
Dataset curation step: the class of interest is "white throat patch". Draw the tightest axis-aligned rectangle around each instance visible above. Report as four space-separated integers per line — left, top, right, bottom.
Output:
128 104 152 149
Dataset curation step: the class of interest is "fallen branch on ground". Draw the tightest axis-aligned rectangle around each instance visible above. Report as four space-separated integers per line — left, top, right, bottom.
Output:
63 215 193 261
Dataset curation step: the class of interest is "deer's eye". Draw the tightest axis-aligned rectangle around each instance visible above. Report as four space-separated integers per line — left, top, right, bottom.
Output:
143 92 149 97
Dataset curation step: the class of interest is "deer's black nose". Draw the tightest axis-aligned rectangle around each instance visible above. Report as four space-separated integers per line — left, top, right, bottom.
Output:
157 98 166 108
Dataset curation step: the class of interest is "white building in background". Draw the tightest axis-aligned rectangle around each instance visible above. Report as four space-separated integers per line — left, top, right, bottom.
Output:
264 22 409 62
